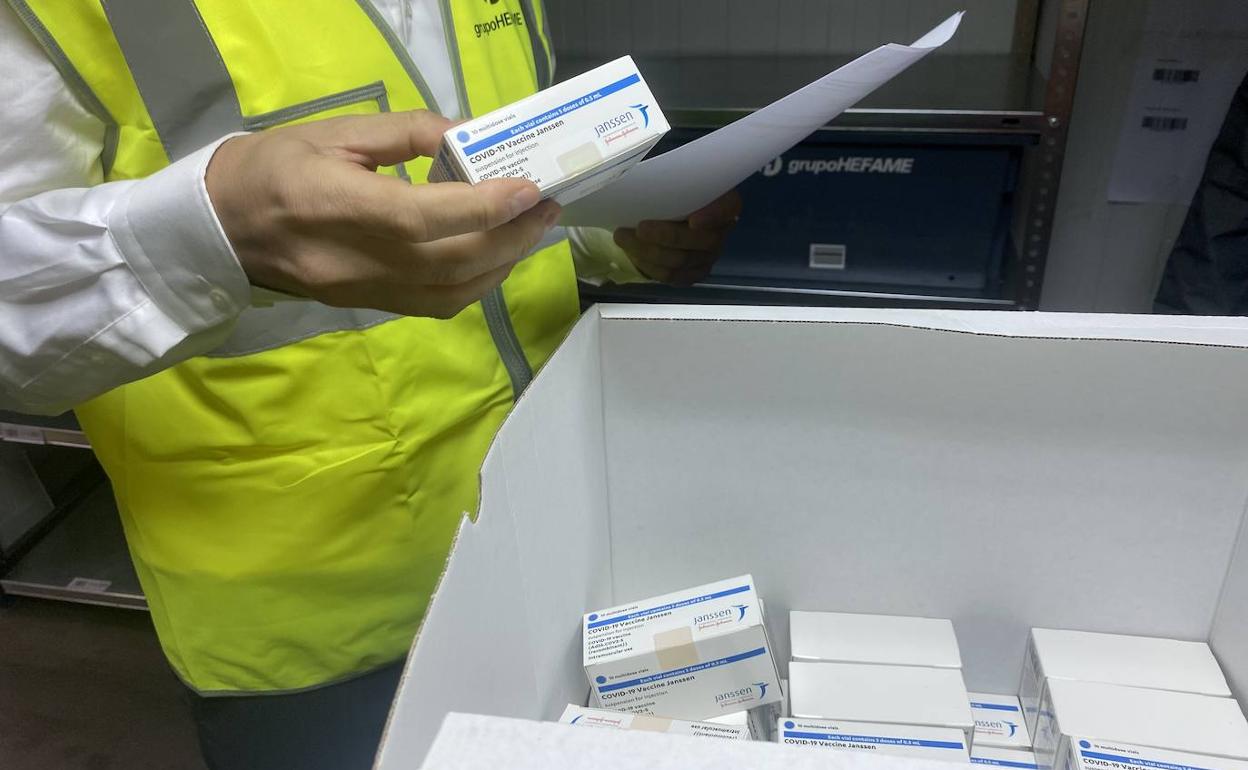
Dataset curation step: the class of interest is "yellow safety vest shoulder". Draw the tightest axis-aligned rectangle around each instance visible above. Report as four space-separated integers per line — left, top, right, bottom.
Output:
8 0 577 694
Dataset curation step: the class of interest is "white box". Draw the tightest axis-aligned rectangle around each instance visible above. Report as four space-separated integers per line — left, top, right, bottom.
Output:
790 611 963 668
373 307 1248 770
1065 739 1248 770
1034 679 1248 770
779 717 970 761
970 693 1031 749
583 575 782 721
973 746 1039 769
428 55 668 205
1020 629 1231 736
424 712 968 770
559 705 750 741
789 661 975 743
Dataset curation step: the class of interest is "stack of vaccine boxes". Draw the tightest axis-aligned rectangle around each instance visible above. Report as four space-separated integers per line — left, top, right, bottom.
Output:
1023 629 1248 770
580 575 784 740
783 611 976 762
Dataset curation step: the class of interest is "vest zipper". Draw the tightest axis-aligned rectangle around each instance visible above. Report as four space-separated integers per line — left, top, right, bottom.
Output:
481 287 534 398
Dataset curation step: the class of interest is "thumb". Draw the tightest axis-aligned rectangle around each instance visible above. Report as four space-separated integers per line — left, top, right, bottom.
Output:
300 110 456 167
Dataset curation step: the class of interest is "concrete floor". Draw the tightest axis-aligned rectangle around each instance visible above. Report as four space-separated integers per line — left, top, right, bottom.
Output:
0 597 206 769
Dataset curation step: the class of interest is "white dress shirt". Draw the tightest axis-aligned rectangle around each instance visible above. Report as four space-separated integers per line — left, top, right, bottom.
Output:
0 0 641 416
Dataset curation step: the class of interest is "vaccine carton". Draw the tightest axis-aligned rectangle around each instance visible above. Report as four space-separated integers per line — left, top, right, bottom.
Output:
970 692 1032 749
558 705 750 741
583 575 782 721
789 661 975 744
428 55 669 205
1020 629 1231 737
1033 680 1248 770
778 717 970 761
790 611 963 668
973 745 1040 769
1065 740 1248 770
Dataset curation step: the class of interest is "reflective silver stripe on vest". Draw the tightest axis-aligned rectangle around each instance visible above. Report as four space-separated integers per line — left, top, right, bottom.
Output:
519 0 553 88
99 0 540 397
101 0 242 162
205 304 397 359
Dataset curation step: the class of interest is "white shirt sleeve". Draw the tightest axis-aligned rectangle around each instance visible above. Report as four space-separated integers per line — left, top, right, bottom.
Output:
0 7 251 416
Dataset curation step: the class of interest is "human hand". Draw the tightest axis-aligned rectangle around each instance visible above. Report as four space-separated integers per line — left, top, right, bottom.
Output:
206 111 560 319
612 190 742 286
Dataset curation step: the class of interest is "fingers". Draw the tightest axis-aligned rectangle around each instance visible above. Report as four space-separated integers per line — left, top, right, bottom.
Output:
635 219 725 252
614 228 717 288
687 190 743 231
411 261 519 319
311 161 545 243
300 110 457 165
414 201 561 285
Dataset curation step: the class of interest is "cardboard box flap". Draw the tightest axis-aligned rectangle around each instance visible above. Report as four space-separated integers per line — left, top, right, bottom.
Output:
421 712 967 770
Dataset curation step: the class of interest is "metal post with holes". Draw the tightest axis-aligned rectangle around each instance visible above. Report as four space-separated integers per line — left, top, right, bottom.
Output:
1015 0 1090 309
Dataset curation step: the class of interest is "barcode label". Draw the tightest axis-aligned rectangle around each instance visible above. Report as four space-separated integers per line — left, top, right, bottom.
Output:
1142 116 1188 131
66 577 112 593
1153 67 1200 83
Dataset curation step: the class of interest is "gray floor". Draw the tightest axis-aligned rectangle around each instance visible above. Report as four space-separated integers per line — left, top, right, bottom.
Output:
0 597 206 770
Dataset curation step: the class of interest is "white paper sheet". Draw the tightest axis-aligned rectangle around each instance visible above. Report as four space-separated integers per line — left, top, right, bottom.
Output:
559 13 964 228
1107 0 1248 204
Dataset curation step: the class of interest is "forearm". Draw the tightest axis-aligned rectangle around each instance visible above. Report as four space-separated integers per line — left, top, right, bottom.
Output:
0 140 250 415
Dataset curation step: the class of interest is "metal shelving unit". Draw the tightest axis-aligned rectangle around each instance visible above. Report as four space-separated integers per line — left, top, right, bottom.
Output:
1 482 145 610
550 0 1090 310
1 411 145 610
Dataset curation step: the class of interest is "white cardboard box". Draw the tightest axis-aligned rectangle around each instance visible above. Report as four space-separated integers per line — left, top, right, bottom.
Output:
427 56 668 205
423 712 964 770
1034 680 1248 770
779 717 970 761
973 746 1039 769
970 692 1031 749
582 574 782 720
789 661 975 743
790 611 962 668
1065 739 1248 770
1020 629 1231 737
373 306 1248 770
558 704 749 740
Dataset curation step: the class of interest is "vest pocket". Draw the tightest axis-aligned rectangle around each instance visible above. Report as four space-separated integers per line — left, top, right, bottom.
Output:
240 81 410 180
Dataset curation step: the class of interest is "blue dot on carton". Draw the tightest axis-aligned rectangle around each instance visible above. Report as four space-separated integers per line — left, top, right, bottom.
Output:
456 130 470 143
589 613 598 621
596 676 607 684
1080 741 1091 749
784 721 795 729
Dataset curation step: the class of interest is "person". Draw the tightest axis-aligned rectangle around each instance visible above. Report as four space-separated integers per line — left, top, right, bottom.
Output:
1154 70 1248 314
0 2 741 768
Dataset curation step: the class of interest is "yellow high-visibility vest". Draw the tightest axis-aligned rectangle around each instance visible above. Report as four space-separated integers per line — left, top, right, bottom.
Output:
10 0 578 694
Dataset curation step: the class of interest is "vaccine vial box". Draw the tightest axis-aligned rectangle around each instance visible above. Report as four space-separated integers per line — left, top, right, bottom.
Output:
583 575 782 721
970 692 1032 749
559 705 750 741
1020 629 1231 737
790 611 963 668
789 661 975 744
428 55 669 205
1033 679 1248 770
778 717 970 761
1065 739 1248 770
973 745 1040 769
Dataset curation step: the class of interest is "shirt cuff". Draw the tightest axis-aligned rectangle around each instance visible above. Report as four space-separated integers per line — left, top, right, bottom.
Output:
107 134 251 334
568 226 652 286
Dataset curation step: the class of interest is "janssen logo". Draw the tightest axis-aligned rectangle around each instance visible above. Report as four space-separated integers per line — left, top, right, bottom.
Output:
692 604 749 629
716 681 769 707
595 108 637 139
976 719 1020 737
